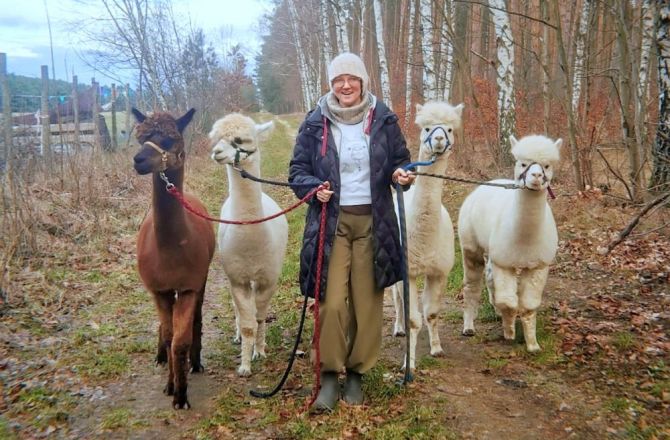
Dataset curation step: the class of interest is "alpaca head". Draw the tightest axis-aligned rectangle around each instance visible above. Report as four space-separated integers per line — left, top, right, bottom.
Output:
510 135 562 191
415 102 464 158
209 113 273 167
132 108 195 175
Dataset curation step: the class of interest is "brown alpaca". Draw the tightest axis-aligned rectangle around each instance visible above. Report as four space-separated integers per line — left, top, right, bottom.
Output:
132 108 215 409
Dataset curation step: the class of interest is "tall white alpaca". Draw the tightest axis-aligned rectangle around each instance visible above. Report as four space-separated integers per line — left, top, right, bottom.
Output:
209 114 288 377
392 101 463 371
458 135 561 352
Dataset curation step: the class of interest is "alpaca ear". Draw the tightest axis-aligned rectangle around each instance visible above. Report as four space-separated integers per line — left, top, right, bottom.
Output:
131 108 146 123
415 103 423 113
510 135 518 147
455 103 465 118
255 121 274 134
176 108 196 132
554 138 563 153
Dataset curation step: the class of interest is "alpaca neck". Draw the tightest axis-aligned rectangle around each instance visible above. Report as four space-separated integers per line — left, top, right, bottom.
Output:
152 167 188 246
506 189 548 242
413 150 449 207
226 158 263 216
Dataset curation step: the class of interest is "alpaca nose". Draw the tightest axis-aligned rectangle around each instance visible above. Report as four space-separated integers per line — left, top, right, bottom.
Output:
434 135 444 142
531 171 543 179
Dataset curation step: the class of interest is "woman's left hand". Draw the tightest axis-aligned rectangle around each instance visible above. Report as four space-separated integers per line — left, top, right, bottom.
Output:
392 168 416 186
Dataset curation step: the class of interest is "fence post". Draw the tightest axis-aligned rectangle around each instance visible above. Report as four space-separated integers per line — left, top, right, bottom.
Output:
111 83 117 150
41 65 51 165
72 75 80 151
91 78 100 149
125 83 131 148
1 53 11 169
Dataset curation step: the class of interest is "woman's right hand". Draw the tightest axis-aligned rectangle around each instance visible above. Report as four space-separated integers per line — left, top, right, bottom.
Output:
316 181 333 203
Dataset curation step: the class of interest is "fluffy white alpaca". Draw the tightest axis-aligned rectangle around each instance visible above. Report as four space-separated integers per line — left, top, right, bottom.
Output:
458 134 561 352
392 101 463 371
209 114 289 376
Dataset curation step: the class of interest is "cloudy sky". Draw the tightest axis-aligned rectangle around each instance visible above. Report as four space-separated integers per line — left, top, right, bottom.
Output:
0 0 271 82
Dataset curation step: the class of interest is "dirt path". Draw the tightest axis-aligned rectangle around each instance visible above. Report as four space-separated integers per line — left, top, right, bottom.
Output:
60 268 607 439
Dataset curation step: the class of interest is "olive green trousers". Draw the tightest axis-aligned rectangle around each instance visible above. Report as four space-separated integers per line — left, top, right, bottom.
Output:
318 210 384 374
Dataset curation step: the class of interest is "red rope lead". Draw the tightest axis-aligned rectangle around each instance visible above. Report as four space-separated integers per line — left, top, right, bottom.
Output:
166 185 322 225
307 200 327 409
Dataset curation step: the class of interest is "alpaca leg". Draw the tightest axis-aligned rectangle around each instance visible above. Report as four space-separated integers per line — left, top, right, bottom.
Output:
402 278 421 371
518 268 549 352
230 283 257 377
154 293 175 395
490 264 518 341
253 283 275 360
461 249 484 336
190 282 206 373
392 282 406 337
171 290 197 410
423 275 445 356
231 298 241 345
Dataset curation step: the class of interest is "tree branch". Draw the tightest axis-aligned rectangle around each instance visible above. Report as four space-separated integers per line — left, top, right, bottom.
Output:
601 191 670 255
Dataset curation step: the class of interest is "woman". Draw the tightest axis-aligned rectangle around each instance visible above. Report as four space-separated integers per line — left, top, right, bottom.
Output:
289 52 415 412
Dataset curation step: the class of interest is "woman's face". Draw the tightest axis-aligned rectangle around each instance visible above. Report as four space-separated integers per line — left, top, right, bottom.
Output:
332 75 363 108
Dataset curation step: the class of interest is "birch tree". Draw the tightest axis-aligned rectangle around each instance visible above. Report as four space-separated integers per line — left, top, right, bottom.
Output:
404 0 416 129
335 0 351 53
636 0 656 169
571 0 592 115
650 2 670 192
373 0 392 106
420 0 437 101
439 0 454 102
489 0 516 164
287 0 314 110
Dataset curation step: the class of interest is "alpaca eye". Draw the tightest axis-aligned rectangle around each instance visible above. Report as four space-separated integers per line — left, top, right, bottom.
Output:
448 128 453 133
521 163 527 167
234 137 243 144
544 165 550 170
425 127 430 132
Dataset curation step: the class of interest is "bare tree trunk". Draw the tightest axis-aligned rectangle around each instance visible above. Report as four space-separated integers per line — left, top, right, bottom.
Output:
541 0 550 135
72 75 80 152
373 0 392 106
572 0 592 115
404 0 416 130
614 0 644 202
636 0 656 173
421 0 437 101
335 0 351 53
440 0 454 102
288 0 313 111
650 3 670 193
553 0 584 190
489 0 515 165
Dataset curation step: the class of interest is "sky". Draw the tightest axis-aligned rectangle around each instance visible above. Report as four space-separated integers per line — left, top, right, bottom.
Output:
0 0 272 83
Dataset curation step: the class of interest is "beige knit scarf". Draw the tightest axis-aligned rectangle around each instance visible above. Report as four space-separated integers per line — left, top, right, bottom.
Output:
326 92 371 125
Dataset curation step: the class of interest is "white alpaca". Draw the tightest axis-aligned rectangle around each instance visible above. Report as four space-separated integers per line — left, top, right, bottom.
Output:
458 134 561 352
392 101 463 371
209 114 289 377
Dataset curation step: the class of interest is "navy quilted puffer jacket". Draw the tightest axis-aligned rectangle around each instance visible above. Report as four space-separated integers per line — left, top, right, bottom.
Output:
289 99 411 299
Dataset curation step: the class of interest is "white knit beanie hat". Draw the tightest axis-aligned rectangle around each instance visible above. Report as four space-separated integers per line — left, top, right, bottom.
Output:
327 52 369 97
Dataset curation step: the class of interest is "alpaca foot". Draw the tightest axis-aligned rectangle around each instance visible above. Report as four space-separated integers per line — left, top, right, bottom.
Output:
430 346 445 357
503 328 516 341
400 360 416 373
526 342 541 353
172 392 191 410
393 328 406 337
237 365 252 377
233 334 241 345
190 361 205 373
155 351 168 366
462 328 475 337
164 382 174 396
252 349 266 361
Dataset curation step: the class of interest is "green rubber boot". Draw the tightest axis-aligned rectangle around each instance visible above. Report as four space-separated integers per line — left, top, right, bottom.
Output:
343 371 364 405
312 372 339 413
